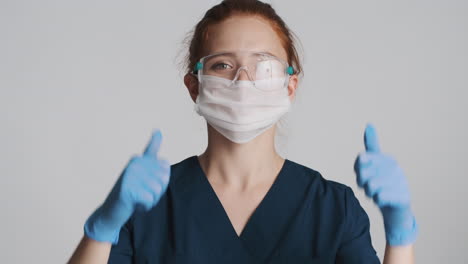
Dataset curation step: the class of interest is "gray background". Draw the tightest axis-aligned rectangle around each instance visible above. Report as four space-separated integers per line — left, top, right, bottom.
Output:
1 0 467 263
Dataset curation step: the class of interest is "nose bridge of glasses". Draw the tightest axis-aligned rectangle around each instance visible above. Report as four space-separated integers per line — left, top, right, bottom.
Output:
232 65 254 82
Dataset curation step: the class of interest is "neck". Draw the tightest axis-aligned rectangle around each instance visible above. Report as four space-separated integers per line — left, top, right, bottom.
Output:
197 124 285 190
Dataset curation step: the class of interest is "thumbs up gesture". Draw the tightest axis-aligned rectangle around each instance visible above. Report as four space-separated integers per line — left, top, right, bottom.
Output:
84 130 171 244
353 124 418 246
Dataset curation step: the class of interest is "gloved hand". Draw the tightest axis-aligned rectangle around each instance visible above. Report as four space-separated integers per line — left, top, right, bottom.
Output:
353 123 418 246
84 130 171 244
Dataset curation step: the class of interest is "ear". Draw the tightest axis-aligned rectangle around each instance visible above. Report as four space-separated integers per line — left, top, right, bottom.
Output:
287 74 299 101
184 73 199 103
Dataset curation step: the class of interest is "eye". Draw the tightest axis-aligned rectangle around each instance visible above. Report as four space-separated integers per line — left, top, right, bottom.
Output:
211 62 233 71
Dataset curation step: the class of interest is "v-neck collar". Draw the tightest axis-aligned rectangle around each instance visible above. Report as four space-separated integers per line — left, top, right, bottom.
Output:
192 155 289 239
179 155 309 261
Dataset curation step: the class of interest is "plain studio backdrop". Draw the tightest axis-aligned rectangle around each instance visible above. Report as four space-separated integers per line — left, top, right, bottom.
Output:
1 0 467 263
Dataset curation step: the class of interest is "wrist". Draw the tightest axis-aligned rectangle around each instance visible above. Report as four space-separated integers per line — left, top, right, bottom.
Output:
84 204 125 244
381 205 419 246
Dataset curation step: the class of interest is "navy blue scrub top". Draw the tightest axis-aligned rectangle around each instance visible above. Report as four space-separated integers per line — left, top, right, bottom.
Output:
108 155 380 264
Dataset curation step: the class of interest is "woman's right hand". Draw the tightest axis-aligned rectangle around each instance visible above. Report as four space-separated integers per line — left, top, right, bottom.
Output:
84 130 171 244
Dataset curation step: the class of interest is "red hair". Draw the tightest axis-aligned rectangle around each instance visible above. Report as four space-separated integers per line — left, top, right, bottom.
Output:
183 0 303 78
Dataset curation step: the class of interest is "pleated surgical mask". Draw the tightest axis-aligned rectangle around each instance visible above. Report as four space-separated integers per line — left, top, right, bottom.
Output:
193 74 291 144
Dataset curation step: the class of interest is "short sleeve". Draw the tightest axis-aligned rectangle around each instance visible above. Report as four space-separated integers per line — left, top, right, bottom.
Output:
336 186 381 264
107 217 134 263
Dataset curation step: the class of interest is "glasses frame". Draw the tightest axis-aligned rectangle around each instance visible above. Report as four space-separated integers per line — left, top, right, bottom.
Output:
191 51 295 87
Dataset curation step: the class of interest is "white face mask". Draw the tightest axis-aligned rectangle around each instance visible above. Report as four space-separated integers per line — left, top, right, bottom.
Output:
194 75 291 144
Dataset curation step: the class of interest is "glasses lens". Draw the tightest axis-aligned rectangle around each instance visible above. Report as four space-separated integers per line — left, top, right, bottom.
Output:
254 59 286 81
201 53 288 87
203 54 238 79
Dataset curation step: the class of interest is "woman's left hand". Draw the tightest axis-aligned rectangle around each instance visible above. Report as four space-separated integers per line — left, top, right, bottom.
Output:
353 123 419 246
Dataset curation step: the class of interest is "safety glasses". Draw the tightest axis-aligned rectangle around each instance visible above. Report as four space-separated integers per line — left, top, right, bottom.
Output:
192 51 294 91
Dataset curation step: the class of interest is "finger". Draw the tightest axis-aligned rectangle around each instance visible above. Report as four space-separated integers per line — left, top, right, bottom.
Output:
358 152 374 168
140 157 171 181
355 152 375 187
374 190 392 208
143 129 162 158
125 180 155 211
139 158 171 192
363 171 391 198
140 178 163 205
125 169 163 207
156 160 171 188
364 123 381 153
357 162 377 188
378 188 411 208
157 159 171 181
135 190 155 211
150 166 171 194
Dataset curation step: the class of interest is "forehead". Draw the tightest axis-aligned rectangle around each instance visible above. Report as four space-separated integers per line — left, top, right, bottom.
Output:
203 15 287 61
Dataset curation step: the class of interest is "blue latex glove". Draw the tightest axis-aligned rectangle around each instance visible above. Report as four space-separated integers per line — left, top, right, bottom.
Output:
354 123 419 246
84 130 171 244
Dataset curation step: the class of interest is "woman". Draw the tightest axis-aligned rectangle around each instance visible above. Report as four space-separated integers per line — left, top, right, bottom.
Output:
69 0 418 263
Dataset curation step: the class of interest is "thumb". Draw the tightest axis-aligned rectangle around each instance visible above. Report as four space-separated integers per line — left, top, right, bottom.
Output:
364 123 381 153
143 129 162 158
